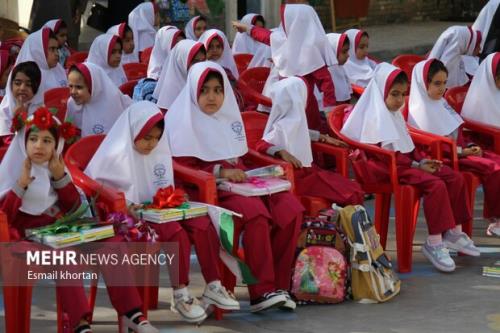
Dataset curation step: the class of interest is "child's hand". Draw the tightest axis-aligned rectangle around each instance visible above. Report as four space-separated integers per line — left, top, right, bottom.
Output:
221 168 247 183
277 150 303 169
232 21 249 33
319 134 349 148
419 159 442 174
48 149 65 181
463 146 482 157
18 158 35 189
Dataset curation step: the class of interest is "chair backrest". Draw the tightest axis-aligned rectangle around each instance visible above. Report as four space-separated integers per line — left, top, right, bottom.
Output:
65 134 105 171
391 54 425 82
328 104 352 134
444 85 469 114
238 67 270 94
234 53 253 74
65 51 88 69
401 96 410 121
140 46 153 65
123 62 148 81
241 111 269 149
119 79 139 98
44 87 70 122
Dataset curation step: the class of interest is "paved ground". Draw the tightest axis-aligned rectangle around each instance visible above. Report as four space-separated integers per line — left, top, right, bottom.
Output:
1 187 499 333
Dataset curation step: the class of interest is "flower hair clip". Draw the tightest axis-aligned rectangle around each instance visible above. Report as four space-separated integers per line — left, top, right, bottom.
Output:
10 106 80 143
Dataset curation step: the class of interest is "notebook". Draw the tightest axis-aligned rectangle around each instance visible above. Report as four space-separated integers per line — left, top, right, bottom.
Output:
138 202 209 223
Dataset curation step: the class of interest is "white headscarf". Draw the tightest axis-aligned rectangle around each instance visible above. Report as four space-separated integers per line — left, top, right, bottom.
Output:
66 62 133 137
472 0 500 50
343 29 377 87
408 59 464 136
199 29 239 80
107 23 139 64
184 16 204 40
85 101 173 204
269 4 336 77
263 77 312 166
0 113 65 215
342 63 415 153
428 26 481 88
0 61 45 136
147 26 183 80
166 61 248 161
153 39 205 110
232 14 272 68
326 33 352 102
87 34 128 87
128 2 157 52
462 52 500 127
43 19 64 34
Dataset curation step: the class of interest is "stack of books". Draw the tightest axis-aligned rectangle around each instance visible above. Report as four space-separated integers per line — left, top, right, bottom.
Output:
139 202 208 223
26 222 115 249
482 261 500 278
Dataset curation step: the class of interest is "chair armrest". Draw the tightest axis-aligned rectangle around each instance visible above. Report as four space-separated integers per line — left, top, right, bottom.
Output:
463 118 500 154
408 126 459 169
172 161 218 205
0 210 9 242
237 81 272 107
311 142 349 177
245 149 296 192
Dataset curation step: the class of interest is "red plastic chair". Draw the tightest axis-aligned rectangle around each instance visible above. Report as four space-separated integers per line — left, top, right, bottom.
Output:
445 86 500 154
241 111 351 216
234 53 253 75
237 67 272 110
44 87 70 122
123 62 148 81
65 51 88 69
119 79 139 98
391 54 426 82
328 104 451 273
351 84 365 98
140 47 153 66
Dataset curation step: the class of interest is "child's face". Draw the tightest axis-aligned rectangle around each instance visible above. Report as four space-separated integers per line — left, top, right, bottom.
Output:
26 129 56 165
207 38 223 61
495 74 500 90
68 71 91 105
174 33 185 46
134 126 162 155
338 42 349 65
46 38 60 68
56 28 68 47
355 35 369 61
0 64 13 89
122 31 135 54
198 77 224 115
473 43 481 57
194 20 207 39
385 82 408 112
189 50 206 69
427 70 447 100
108 42 122 68
254 18 265 28
11 71 35 104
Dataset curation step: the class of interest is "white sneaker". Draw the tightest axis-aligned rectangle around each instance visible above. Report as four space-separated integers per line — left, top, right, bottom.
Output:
443 230 480 257
422 242 456 272
120 313 158 333
202 281 240 310
276 290 296 311
171 289 207 323
487 220 500 237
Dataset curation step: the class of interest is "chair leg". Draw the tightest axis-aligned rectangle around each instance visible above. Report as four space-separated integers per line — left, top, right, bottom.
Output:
462 172 481 237
394 186 420 273
3 286 21 333
87 280 98 324
374 192 392 249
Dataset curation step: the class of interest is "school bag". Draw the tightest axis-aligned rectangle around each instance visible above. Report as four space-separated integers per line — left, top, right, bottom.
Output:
338 205 401 303
290 210 348 304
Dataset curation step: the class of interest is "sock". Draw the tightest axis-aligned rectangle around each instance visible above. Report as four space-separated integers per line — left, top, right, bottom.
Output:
427 234 443 246
451 224 463 234
173 287 189 299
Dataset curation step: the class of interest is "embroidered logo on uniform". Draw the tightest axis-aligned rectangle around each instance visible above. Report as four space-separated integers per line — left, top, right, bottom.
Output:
153 163 170 187
231 121 245 141
92 124 104 134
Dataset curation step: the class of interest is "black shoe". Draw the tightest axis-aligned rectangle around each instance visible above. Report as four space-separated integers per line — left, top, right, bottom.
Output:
250 291 287 313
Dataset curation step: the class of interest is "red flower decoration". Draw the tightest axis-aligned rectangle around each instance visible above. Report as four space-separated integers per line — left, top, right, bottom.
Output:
32 107 55 130
59 121 78 140
10 109 28 133
150 186 186 209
